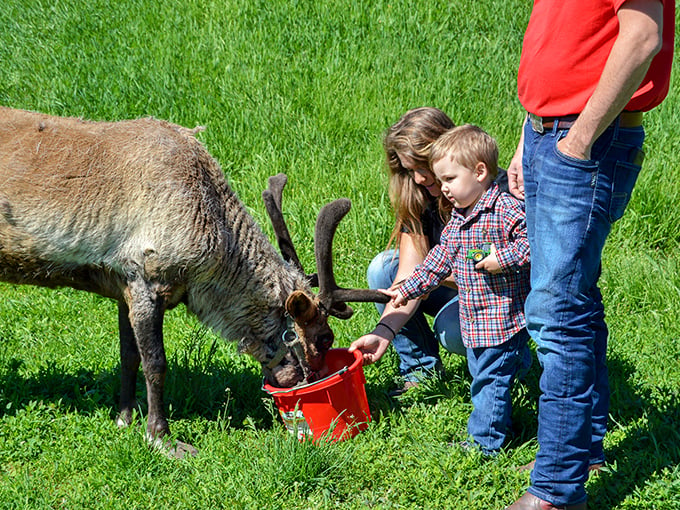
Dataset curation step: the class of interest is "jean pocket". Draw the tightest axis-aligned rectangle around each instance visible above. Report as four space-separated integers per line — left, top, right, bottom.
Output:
609 158 642 222
552 134 598 171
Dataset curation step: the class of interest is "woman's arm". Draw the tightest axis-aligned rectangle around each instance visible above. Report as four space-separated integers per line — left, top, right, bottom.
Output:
349 232 428 365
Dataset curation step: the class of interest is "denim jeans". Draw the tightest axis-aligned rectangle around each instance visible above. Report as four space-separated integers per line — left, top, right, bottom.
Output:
467 329 531 455
367 250 465 382
522 117 645 506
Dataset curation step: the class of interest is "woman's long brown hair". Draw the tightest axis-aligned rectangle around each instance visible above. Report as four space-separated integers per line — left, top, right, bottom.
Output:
383 107 454 256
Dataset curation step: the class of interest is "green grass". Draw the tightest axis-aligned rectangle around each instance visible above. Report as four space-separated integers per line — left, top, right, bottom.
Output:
1 0 679 508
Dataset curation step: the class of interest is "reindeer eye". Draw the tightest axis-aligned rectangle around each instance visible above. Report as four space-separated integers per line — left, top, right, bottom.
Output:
317 333 334 349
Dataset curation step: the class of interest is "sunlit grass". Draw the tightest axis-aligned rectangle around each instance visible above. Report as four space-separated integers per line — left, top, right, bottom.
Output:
1 0 679 508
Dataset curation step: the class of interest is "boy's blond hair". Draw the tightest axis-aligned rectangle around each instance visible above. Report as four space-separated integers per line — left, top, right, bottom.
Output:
429 124 499 179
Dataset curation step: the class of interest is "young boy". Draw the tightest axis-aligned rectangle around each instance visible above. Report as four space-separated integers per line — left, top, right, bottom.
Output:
381 124 531 455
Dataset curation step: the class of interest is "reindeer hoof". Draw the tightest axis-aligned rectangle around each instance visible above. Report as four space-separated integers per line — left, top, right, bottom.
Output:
116 412 135 429
116 403 141 428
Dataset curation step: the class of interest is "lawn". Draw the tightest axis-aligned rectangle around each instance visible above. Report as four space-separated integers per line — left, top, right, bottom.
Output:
0 0 679 508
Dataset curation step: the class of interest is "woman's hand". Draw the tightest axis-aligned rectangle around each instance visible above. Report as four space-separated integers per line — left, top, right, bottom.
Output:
349 333 392 365
348 231 419 365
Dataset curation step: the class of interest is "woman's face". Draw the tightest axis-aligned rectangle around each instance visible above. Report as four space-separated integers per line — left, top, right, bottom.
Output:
397 153 441 197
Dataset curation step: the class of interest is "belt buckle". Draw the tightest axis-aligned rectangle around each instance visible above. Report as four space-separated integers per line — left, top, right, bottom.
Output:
529 113 544 134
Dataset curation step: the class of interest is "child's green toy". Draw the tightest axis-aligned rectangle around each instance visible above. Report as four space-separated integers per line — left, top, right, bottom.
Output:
466 243 491 262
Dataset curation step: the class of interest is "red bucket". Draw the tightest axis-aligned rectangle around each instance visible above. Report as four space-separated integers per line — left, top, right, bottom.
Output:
263 348 371 441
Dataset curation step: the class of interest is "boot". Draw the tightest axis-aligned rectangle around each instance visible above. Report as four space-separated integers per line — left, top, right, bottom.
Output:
505 491 587 510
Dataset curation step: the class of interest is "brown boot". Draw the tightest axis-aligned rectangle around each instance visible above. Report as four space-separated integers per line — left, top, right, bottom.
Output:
505 491 587 510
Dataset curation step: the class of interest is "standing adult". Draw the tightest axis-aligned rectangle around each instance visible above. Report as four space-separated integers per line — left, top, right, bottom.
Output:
506 1 674 509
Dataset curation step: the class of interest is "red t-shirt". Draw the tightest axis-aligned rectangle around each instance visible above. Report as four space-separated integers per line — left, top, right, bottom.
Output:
518 0 674 116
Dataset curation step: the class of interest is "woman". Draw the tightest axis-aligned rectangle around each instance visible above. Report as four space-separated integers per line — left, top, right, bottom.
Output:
351 107 508 394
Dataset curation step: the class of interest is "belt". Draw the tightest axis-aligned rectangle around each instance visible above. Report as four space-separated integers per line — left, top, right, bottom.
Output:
529 111 643 134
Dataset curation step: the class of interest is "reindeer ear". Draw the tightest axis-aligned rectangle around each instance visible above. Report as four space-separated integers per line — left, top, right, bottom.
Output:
285 290 317 323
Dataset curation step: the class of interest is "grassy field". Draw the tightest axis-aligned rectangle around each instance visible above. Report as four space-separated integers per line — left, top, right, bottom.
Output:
1 0 679 508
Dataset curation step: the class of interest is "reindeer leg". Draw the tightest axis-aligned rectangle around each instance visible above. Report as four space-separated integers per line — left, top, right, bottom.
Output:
126 278 169 439
117 301 141 428
126 275 197 458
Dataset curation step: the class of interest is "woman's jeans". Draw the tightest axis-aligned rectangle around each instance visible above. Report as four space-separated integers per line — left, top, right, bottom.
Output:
367 250 465 382
522 117 645 506
467 329 531 455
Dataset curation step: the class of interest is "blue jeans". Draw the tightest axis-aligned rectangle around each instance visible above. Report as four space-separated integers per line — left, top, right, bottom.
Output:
522 117 645 506
367 250 465 382
467 329 532 455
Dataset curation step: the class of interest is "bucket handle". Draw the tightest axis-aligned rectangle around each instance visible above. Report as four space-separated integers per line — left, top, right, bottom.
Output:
262 365 350 395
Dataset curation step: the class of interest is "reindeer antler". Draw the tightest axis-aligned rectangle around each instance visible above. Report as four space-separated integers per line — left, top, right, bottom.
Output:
314 199 389 319
262 173 318 287
263 174 389 320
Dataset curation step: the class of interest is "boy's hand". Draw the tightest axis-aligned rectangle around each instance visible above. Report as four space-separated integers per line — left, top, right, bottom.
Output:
378 288 409 308
475 244 502 274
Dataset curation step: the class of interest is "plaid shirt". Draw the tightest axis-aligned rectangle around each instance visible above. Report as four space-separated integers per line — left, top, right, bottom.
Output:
400 183 530 348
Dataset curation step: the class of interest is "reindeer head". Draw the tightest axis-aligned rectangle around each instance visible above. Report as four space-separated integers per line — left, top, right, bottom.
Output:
261 290 334 388
260 174 388 388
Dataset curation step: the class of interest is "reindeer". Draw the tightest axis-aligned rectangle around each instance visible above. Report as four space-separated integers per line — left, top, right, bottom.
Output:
0 106 387 456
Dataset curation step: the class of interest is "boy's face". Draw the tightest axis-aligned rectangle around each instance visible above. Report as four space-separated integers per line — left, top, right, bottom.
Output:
432 157 487 212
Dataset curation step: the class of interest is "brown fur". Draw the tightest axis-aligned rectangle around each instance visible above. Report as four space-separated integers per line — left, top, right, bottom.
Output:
0 107 334 454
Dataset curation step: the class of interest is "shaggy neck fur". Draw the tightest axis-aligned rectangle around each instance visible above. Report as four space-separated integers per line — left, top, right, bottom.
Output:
184 184 312 366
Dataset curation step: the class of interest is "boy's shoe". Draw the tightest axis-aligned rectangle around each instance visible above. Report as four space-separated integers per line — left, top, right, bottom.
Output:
505 491 587 510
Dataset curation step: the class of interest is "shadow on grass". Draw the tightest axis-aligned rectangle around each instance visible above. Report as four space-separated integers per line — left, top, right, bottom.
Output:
0 333 274 431
587 355 680 508
362 353 473 421
507 353 680 509
362 346 680 508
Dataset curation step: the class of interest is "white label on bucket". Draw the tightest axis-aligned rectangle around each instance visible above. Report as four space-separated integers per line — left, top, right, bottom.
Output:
280 410 312 440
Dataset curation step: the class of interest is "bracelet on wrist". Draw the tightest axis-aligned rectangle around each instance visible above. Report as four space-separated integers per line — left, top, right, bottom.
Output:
376 321 397 340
